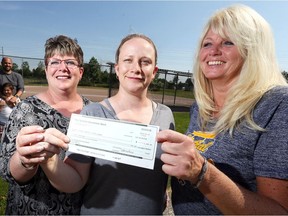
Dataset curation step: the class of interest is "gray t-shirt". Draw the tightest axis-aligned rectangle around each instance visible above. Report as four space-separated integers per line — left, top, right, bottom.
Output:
0 71 24 95
172 86 288 215
67 99 175 215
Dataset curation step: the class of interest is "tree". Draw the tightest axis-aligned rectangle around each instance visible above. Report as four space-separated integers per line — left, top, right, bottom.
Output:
18 61 30 78
184 77 193 91
149 72 161 91
32 61 45 79
12 63 19 71
82 57 101 86
172 74 179 85
282 71 288 82
100 70 109 84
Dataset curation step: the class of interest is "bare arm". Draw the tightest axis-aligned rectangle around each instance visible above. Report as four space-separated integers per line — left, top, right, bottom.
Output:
9 90 23 104
41 154 91 193
15 89 23 97
200 163 288 214
158 129 288 214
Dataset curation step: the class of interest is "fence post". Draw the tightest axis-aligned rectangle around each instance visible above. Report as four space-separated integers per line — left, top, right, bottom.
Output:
107 62 114 98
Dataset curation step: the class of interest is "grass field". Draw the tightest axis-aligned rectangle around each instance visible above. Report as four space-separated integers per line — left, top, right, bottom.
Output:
0 179 8 214
0 112 190 214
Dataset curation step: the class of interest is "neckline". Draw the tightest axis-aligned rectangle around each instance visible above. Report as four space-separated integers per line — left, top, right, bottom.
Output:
102 98 156 123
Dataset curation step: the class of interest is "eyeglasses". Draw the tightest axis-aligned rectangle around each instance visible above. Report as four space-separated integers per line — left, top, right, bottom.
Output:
47 58 80 69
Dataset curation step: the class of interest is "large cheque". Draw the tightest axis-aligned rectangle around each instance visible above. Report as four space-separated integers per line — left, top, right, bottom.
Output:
67 113 159 170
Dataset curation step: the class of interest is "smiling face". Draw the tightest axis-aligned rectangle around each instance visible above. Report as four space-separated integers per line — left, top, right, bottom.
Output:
199 29 244 86
3 86 13 97
45 54 83 92
115 37 158 96
1 58 13 74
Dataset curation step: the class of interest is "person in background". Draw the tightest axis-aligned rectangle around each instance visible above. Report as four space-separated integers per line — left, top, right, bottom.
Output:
157 4 288 215
39 33 175 215
0 57 25 103
0 35 91 215
0 82 19 126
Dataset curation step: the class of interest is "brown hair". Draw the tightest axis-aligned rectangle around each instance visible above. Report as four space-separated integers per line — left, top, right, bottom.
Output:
115 34 158 64
1 82 14 94
44 35 84 67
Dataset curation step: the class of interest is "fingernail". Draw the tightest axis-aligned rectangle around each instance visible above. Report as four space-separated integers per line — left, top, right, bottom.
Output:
37 145 45 152
62 144 69 151
36 134 44 141
64 137 70 143
36 126 44 132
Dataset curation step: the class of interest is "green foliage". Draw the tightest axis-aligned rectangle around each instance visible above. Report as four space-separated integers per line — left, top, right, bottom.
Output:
24 78 47 85
149 78 163 91
12 63 19 71
31 61 45 79
150 88 194 99
184 77 194 91
173 112 190 134
0 180 8 215
81 57 104 86
282 71 288 82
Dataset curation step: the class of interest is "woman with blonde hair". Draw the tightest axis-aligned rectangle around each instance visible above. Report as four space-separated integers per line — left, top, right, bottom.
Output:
157 4 288 214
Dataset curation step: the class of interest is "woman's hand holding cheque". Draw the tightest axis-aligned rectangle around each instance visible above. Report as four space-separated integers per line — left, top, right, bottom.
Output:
11 125 70 179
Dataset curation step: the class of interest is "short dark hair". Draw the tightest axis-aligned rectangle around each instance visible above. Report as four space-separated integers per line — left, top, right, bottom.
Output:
1 82 14 94
44 35 84 67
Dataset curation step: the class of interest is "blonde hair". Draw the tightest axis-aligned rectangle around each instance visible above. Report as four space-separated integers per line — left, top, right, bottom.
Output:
193 4 287 135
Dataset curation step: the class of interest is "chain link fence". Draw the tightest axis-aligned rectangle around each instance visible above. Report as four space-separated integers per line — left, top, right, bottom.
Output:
1 55 194 111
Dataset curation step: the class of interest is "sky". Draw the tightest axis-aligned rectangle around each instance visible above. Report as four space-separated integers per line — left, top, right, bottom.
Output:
1 0 288 74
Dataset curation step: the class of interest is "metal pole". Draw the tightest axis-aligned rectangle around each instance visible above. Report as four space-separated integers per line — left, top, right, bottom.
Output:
162 70 167 104
173 73 178 105
21 58 24 77
107 62 114 98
